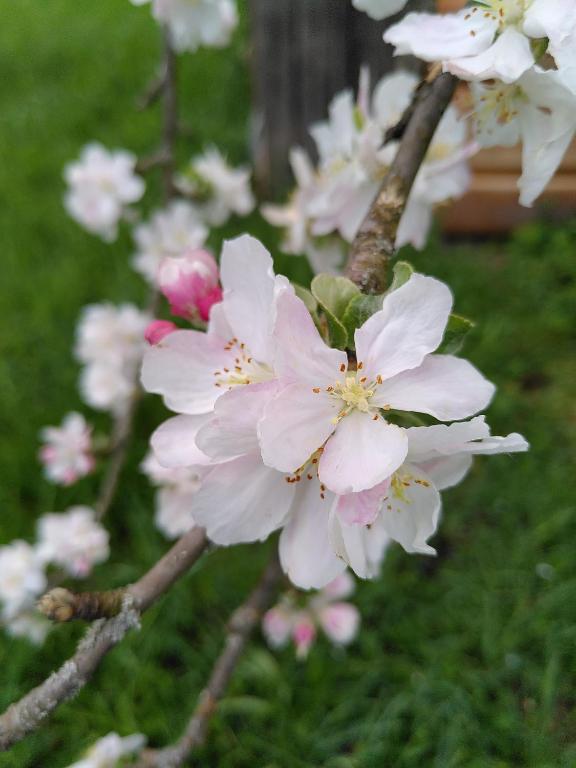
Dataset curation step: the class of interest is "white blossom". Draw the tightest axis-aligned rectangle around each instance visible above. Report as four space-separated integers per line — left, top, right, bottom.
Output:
64 143 144 241
36 507 110 578
66 732 145 768
352 0 408 20
132 201 208 284
39 412 95 486
0 541 46 619
141 453 201 539
131 0 238 53
5 612 50 645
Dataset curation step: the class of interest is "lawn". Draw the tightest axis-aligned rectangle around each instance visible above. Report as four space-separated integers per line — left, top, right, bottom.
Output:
1 1 576 766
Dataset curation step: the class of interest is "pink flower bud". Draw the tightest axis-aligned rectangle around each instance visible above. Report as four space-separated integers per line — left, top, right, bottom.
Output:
292 613 316 659
318 603 360 646
144 320 177 346
158 249 222 323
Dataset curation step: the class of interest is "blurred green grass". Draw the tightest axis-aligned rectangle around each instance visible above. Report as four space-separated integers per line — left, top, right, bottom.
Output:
1 1 576 766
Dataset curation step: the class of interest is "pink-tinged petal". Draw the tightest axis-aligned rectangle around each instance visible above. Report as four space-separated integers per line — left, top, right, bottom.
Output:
319 411 408 495
354 274 453 382
321 572 355 601
384 10 496 61
144 319 177 345
196 381 279 461
329 510 391 579
417 454 473 491
374 354 495 421
262 606 294 648
318 603 360 646
273 290 347 387
445 27 534 84
406 416 490 461
158 250 221 322
258 383 339 473
141 329 236 415
292 613 317 659
279 480 345 590
220 235 285 363
207 300 233 340
335 478 391 526
191 455 294 545
151 414 214 468
380 463 441 555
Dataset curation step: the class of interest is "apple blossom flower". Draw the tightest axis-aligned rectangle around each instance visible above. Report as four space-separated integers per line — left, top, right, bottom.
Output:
471 69 576 206
141 452 202 539
258 275 495 496
0 541 46 619
384 2 576 87
66 732 145 768
39 412 95 486
132 201 208 284
75 303 150 414
352 0 408 20
5 611 50 646
64 143 144 241
178 146 255 226
36 507 110 578
158 249 223 324
130 0 237 53
144 319 178 345
263 572 360 658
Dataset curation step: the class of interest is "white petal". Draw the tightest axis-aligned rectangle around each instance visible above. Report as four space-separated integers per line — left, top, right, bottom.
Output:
375 354 495 421
395 197 433 251
141 329 233 415
445 27 534 84
279 481 345 590
318 603 360 645
151 414 214 468
319 411 408 494
258 383 339 473
273 289 347 387
220 235 287 363
384 10 496 61
196 381 279 460
354 273 453 382
329 510 391 579
416 454 473 491
321 572 355 600
352 0 408 21
191 455 294 544
406 416 490 461
381 464 441 555
523 0 576 55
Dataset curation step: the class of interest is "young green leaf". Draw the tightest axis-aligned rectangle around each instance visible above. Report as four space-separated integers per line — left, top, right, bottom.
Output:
438 313 475 354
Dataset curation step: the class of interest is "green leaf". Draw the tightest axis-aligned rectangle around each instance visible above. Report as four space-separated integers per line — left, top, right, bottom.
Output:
341 293 384 349
386 260 414 294
438 313 475 354
311 274 360 349
293 283 318 314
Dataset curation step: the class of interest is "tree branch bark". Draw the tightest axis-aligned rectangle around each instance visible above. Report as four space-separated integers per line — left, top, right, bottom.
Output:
0 528 209 752
135 552 283 768
346 71 457 294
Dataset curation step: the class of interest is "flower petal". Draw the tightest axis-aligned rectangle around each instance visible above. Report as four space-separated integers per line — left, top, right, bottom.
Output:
384 10 496 61
273 290 347 387
416 454 473 491
151 414 215 468
354 273 453 382
374 354 495 421
258 383 339 473
335 478 391 526
279 481 345 590
141 329 233 415
191 454 294 544
445 27 534 84
329 510 391 579
318 603 360 645
406 416 490 461
319 411 408 494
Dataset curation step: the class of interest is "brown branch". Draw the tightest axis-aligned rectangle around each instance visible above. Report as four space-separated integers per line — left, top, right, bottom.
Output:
346 72 457 294
135 552 283 768
0 528 209 751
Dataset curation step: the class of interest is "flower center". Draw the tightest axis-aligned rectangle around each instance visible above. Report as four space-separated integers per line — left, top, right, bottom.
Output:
213 338 273 389
333 374 374 413
382 470 432 512
475 82 525 129
468 1 526 31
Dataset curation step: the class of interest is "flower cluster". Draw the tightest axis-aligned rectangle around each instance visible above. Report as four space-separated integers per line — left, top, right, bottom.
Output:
384 1 576 206
130 0 238 53
39 411 95 486
0 508 108 643
142 234 528 589
75 303 150 415
140 452 202 539
263 70 472 273
64 144 144 241
66 732 145 768
263 572 360 658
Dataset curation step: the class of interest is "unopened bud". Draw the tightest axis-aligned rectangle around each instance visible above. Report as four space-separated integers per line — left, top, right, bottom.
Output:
158 249 222 323
144 319 177 345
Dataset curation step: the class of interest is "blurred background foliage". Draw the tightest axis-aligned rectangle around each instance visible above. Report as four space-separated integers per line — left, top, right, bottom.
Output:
0 1 575 766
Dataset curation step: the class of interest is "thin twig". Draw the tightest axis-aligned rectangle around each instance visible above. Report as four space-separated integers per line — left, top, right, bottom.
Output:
346 72 457 294
137 70 167 112
135 552 283 768
0 528 209 751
